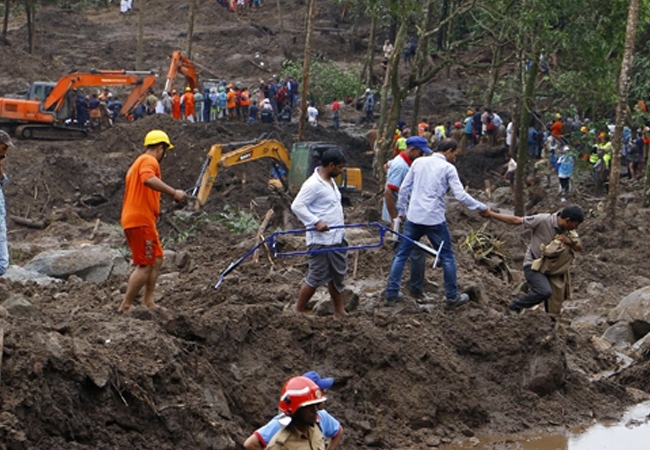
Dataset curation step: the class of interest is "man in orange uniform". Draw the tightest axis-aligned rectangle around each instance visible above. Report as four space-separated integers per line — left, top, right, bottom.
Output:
171 90 181 120
226 87 236 120
119 130 187 313
181 87 195 122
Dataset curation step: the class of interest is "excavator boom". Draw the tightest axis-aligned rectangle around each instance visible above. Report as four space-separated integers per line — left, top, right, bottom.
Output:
43 69 157 116
165 50 199 93
193 139 291 207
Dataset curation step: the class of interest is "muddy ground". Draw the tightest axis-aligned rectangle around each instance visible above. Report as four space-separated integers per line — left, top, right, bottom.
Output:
0 1 649 449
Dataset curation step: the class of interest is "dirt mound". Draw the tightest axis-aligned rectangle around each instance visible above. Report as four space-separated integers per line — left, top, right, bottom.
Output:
0 2 650 449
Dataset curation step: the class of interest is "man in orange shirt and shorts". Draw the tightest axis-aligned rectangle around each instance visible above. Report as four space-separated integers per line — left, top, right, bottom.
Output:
119 129 187 313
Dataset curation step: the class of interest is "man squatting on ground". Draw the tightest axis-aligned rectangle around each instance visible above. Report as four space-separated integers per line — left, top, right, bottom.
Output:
383 136 431 301
485 205 584 313
243 371 342 450
119 130 187 313
386 138 490 308
291 148 348 318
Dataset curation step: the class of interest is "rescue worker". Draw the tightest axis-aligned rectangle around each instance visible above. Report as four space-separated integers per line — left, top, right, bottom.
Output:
226 86 237 120
193 89 204 122
243 372 342 450
266 376 328 450
171 90 181 120
118 130 187 313
240 87 251 122
363 89 374 124
181 87 195 122
417 118 429 137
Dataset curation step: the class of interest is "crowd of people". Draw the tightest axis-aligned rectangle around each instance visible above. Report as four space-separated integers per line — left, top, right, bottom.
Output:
132 76 302 125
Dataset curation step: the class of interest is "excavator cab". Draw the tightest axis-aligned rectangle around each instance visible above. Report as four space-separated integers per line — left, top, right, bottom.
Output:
288 142 363 194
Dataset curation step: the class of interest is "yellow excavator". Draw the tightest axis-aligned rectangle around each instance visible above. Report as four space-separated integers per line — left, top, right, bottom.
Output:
191 139 363 207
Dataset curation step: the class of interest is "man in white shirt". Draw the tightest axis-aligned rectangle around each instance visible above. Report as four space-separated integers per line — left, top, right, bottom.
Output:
291 148 348 318
307 103 319 127
385 139 490 308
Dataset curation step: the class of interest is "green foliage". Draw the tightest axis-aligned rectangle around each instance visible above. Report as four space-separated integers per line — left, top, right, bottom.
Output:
282 59 361 105
216 205 260 234
161 213 211 247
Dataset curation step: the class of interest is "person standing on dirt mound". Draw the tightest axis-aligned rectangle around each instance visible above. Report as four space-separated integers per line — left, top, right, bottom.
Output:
0 131 14 275
119 130 187 314
386 139 489 309
263 376 328 450
383 137 432 304
243 371 343 450
484 205 584 315
291 148 348 318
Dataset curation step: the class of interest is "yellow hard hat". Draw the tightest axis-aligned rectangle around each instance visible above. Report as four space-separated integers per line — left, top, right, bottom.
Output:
143 130 174 149
185 86 191 92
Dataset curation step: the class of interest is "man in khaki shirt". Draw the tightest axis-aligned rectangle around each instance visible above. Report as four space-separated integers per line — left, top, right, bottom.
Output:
267 376 327 450
485 205 584 313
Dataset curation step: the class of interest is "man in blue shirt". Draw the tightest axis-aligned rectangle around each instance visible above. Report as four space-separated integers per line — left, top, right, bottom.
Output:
243 371 343 450
383 136 431 304
386 139 489 308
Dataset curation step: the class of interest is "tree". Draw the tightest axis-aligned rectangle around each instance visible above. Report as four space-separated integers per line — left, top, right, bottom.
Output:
298 0 317 141
607 0 640 219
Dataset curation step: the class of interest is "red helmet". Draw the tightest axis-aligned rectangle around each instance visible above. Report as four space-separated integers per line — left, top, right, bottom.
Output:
278 376 327 416
454 121 461 128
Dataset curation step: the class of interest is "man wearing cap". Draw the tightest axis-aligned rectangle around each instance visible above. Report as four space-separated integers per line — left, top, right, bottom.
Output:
386 139 489 308
243 371 343 450
383 136 431 304
0 131 14 275
119 130 187 313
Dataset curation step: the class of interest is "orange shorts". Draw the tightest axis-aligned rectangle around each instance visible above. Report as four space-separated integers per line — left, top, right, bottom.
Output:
124 226 163 266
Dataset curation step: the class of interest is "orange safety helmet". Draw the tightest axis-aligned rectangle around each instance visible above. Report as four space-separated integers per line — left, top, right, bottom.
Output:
278 376 327 416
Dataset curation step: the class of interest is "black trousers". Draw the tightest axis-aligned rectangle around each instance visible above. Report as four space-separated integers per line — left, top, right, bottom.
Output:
512 265 552 310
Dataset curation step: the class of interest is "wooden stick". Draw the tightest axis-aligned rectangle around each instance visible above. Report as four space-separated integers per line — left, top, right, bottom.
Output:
352 251 359 278
89 218 101 240
9 215 49 229
253 209 274 263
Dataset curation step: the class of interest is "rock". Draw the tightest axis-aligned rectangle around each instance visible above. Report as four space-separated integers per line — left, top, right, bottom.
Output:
363 433 383 447
630 332 650 358
2 295 35 317
492 186 512 203
608 286 650 340
24 244 128 282
591 336 612 352
0 305 7 319
313 289 359 316
626 387 650 403
586 282 605 297
464 283 484 303
523 350 566 396
2 265 62 286
425 435 442 447
203 388 232 419
601 322 635 347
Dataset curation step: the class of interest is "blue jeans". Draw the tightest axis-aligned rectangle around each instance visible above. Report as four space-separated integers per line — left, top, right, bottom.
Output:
386 220 458 300
392 241 425 295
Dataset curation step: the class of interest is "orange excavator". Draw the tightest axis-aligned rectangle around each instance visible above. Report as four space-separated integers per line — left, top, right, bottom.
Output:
0 69 157 140
164 50 199 93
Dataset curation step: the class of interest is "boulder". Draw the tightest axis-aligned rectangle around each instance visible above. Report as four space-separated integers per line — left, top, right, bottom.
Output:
602 322 635 347
2 265 61 286
313 289 359 316
23 244 128 282
608 286 650 340
2 295 35 318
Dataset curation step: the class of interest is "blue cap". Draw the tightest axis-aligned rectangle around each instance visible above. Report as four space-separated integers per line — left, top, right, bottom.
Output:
405 136 432 155
302 371 334 390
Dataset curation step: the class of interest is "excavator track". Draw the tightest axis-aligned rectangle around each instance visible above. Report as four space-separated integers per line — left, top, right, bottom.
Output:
15 125 88 141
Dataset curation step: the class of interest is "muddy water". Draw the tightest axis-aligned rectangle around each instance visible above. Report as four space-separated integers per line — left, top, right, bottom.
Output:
440 402 650 450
